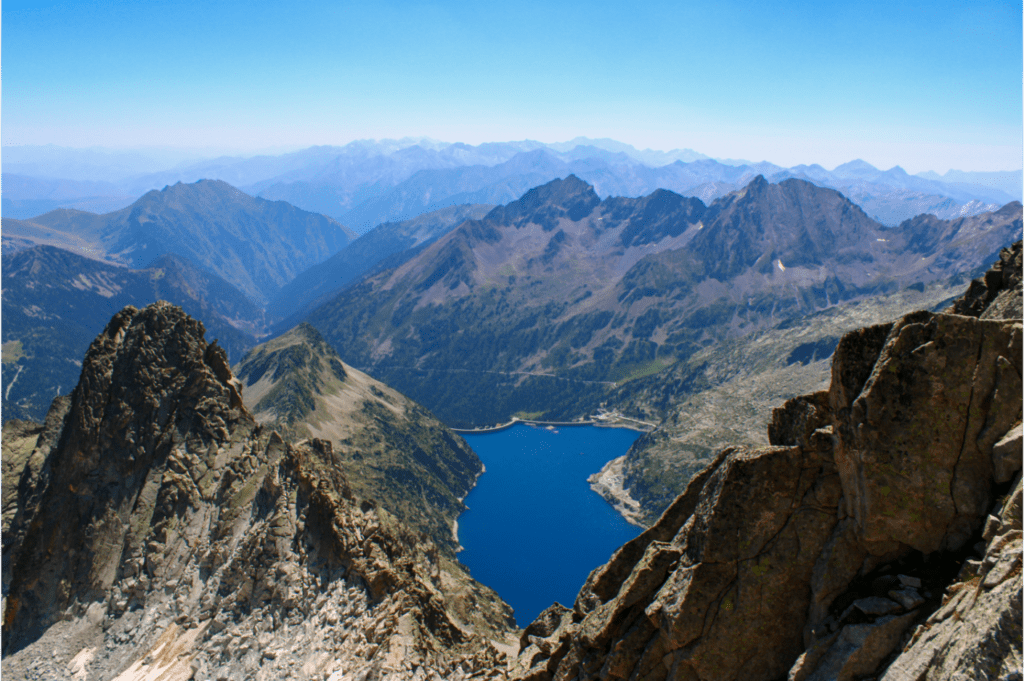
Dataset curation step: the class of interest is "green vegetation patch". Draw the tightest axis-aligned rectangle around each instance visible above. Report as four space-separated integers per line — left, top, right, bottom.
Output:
1 341 25 364
610 357 676 385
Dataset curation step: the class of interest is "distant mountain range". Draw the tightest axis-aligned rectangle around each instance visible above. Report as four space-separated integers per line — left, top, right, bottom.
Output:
4 138 1018 230
2 179 357 303
302 175 1021 427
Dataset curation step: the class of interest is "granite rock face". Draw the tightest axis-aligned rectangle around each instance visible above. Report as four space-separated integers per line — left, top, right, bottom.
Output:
1 302 514 681
831 311 1021 554
511 243 1023 681
880 475 1022 681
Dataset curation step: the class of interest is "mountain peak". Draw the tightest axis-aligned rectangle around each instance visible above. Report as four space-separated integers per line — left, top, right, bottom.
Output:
291 321 328 345
748 174 769 190
833 159 880 175
484 175 600 229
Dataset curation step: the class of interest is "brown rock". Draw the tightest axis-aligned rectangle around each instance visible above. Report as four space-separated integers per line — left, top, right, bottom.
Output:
881 476 1023 681
832 311 1022 553
769 391 832 451
992 422 1023 484
949 240 1023 320
803 519 868 645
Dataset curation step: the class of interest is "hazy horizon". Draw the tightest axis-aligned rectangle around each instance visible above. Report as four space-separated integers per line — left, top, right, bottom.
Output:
4 0 1021 175
3 137 1022 178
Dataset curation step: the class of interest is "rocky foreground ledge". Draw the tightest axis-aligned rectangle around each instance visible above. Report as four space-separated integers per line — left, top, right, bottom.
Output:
510 242 1023 681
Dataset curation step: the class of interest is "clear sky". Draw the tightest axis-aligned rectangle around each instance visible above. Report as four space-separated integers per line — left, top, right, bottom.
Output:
3 0 1021 173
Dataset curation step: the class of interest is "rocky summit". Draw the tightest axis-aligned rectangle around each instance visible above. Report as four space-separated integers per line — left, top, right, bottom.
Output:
1 302 514 681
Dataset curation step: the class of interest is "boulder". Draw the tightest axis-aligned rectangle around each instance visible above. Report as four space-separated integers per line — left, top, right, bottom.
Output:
992 422 1023 484
793 612 917 681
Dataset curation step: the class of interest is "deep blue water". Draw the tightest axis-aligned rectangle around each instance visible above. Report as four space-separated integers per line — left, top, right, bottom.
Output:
457 423 643 626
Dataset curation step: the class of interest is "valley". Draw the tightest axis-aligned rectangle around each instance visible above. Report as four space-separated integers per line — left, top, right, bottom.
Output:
1 143 1021 681
4 169 1019 515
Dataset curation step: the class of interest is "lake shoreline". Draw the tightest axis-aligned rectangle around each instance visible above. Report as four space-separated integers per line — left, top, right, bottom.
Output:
453 464 486 552
452 415 655 530
587 455 646 528
450 412 656 434
454 423 644 625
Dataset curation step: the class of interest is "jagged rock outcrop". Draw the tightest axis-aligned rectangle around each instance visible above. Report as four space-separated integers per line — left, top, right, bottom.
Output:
511 243 1022 681
948 240 1023 321
1 396 72 615
2 302 514 681
233 323 485 555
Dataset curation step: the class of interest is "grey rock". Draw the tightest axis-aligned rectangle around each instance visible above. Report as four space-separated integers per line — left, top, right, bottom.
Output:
992 422 1023 484
887 588 925 611
849 597 902 617
985 514 1005 542
803 612 918 681
897 575 921 589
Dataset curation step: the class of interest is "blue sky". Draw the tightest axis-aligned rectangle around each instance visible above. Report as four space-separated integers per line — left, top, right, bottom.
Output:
3 0 1021 172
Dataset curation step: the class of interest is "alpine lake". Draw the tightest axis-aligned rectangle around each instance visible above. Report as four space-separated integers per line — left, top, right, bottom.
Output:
457 423 644 626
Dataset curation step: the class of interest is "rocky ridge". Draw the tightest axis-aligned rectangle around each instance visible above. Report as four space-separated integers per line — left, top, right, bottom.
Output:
2 179 357 304
233 323 486 556
509 243 1022 681
1 302 515 681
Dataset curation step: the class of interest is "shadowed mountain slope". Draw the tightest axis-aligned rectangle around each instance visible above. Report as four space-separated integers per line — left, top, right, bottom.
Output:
2 179 357 303
233 323 483 554
267 203 493 326
1 245 264 422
